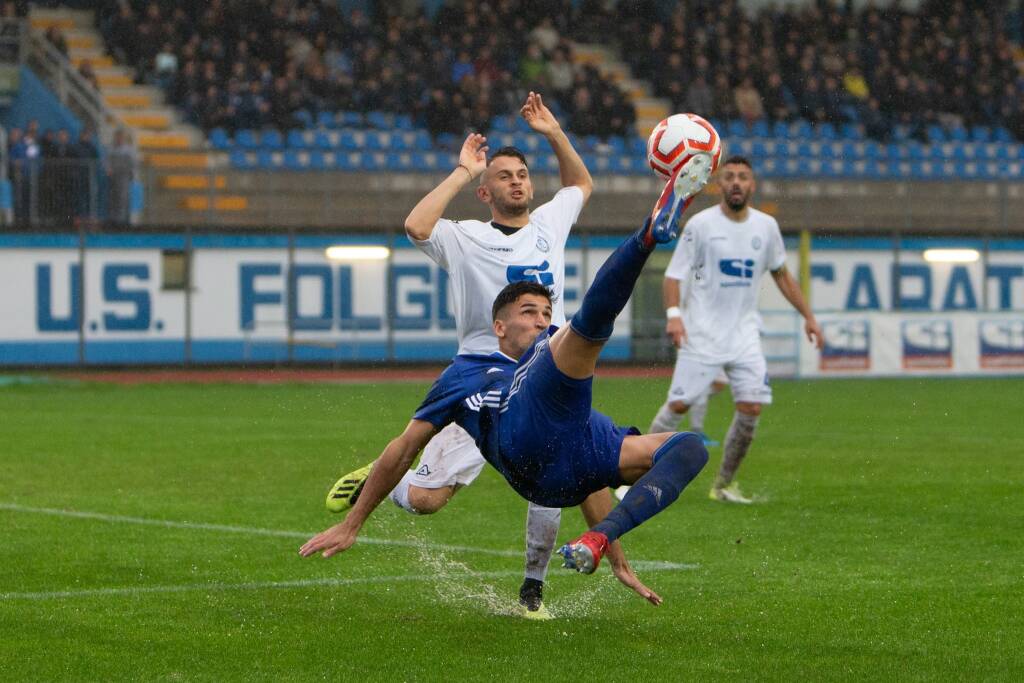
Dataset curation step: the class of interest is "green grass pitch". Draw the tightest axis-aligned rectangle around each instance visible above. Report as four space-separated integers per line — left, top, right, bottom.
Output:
1 375 1022 681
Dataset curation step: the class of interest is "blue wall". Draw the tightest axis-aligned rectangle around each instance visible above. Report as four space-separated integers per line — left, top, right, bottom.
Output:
2 66 82 135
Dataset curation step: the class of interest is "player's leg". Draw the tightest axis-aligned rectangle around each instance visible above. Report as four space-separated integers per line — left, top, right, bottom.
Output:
401 423 484 514
649 356 719 432
688 375 728 446
519 502 560 620
550 156 712 380
560 432 709 573
711 352 771 504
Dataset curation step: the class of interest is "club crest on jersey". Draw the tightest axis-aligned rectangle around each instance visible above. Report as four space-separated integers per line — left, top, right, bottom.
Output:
536 236 550 252
751 236 762 250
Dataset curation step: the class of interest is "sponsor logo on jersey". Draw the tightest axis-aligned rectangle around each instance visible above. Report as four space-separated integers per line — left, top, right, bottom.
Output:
507 261 555 288
901 319 953 370
416 464 432 476
978 319 1024 369
820 319 871 370
719 258 755 286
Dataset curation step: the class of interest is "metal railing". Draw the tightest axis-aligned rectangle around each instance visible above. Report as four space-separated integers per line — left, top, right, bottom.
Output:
20 19 134 149
6 158 132 227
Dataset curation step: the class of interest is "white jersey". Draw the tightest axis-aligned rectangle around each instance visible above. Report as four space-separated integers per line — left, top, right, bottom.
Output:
665 204 786 364
412 186 584 355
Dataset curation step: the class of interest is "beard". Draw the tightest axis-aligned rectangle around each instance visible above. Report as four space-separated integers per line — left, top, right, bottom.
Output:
725 190 749 211
493 193 530 217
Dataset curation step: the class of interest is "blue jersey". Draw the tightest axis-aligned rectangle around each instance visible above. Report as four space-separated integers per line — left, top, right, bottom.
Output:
413 328 636 507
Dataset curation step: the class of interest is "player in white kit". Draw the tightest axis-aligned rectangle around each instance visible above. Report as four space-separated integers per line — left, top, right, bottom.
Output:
647 155 823 503
325 93 592 619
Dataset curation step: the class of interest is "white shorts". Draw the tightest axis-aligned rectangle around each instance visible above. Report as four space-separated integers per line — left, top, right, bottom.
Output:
667 344 771 406
412 422 486 489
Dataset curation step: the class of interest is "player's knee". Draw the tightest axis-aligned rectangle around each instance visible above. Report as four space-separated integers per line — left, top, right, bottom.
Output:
736 401 762 417
667 400 689 413
679 432 710 474
407 485 453 514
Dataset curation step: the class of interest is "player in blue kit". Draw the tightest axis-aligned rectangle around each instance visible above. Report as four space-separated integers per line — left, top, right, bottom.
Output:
301 153 715 604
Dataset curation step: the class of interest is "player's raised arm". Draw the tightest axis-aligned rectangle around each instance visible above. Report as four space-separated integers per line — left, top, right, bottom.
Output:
770 265 824 349
299 419 438 559
404 133 489 241
520 92 593 203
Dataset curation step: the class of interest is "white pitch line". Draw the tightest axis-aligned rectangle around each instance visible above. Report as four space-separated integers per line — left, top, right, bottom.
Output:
0 502 700 572
0 572 524 602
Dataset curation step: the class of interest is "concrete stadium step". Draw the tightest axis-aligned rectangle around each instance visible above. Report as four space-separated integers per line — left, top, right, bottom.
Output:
72 55 113 69
637 118 662 137
30 16 74 30
29 7 94 29
161 175 227 190
635 98 670 121
572 44 616 67
69 46 107 63
103 86 164 109
97 72 133 88
118 110 175 130
180 195 249 211
137 132 198 150
146 152 213 169
65 32 97 50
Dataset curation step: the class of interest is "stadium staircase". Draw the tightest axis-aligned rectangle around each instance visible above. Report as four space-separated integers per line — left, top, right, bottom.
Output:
572 43 670 137
28 6 237 223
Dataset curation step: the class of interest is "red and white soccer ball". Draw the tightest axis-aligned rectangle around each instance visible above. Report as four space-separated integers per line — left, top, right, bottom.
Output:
646 113 723 179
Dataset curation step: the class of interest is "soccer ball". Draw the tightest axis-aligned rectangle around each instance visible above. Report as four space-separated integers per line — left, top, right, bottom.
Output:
646 113 723 179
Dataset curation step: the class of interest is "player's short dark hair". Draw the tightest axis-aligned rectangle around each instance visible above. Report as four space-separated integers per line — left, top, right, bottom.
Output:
488 146 528 167
722 155 753 170
491 280 552 321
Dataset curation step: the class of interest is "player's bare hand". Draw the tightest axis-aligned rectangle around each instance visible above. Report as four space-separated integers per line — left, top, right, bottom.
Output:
666 317 686 348
458 133 488 180
805 317 824 350
520 92 560 136
299 522 357 559
611 560 662 606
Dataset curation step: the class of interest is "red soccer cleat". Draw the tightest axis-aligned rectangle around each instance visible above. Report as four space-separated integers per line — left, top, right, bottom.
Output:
557 530 609 575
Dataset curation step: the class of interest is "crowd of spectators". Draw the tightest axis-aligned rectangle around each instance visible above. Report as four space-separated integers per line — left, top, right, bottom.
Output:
608 0 1024 142
90 1 1024 144
4 121 136 227
96 0 636 140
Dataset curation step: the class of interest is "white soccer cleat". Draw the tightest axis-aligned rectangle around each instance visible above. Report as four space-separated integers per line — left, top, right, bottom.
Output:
709 482 753 504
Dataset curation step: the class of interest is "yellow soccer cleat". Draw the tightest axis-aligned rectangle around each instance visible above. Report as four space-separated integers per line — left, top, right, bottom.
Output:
709 482 753 504
325 461 373 513
518 578 554 621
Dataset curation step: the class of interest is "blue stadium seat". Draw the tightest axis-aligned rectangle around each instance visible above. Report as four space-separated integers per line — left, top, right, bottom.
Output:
816 122 837 140
364 131 388 151
385 152 410 171
256 150 282 169
287 130 307 148
606 136 627 155
886 143 905 161
841 141 860 159
262 129 283 149
489 115 514 133
906 142 926 161
315 130 337 150
283 149 306 170
750 119 770 138
360 152 383 171
750 140 768 157
316 111 336 129
727 120 748 139
410 152 438 172
293 109 313 128
948 125 969 142
209 127 231 150
229 148 251 169
863 141 882 160
630 137 648 156
841 123 865 140
771 120 789 139
393 114 413 131
735 139 753 155
796 141 816 158
970 126 992 143
860 159 882 179
892 124 912 142
994 127 1014 143
392 132 415 152
926 125 946 143
790 119 813 140
927 144 946 161
512 133 539 152
308 150 326 170
412 130 433 151
514 117 533 133
339 111 363 128
235 129 258 149
339 130 360 150
435 132 459 150
365 111 393 129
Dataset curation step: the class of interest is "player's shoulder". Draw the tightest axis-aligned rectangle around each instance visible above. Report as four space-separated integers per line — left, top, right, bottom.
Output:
682 205 720 232
747 206 781 231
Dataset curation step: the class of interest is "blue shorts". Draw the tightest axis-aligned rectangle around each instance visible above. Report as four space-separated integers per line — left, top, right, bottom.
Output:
496 330 638 508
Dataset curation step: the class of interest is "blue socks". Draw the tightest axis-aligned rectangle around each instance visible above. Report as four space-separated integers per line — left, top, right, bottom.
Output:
593 432 708 543
569 221 654 342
